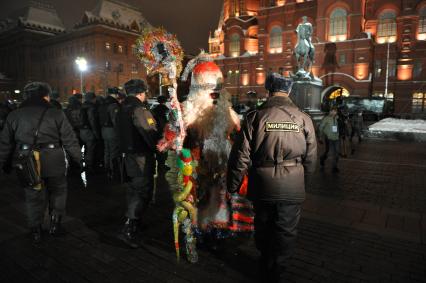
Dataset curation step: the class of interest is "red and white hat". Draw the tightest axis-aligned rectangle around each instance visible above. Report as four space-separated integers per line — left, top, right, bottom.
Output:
181 52 223 91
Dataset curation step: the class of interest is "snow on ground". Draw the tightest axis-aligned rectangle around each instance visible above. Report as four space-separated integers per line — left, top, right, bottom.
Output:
369 118 426 133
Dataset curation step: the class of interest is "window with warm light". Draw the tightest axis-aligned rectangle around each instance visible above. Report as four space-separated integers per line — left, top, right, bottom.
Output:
329 8 347 42
377 11 397 43
276 0 285 6
105 42 111 50
269 26 283 54
229 34 240 57
418 7 426 40
412 93 425 113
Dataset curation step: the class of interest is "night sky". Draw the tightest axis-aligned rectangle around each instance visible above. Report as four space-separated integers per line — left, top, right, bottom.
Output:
0 0 223 55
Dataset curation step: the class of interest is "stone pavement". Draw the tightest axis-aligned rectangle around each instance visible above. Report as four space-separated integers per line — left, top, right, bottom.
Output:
0 139 425 282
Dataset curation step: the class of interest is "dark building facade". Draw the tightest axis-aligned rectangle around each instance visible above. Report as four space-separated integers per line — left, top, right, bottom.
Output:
0 0 152 102
209 0 426 116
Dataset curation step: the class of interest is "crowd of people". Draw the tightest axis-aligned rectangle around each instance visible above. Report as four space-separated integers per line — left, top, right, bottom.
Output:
0 68 365 282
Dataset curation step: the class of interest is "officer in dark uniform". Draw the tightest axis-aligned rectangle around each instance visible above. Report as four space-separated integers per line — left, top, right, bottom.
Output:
115 79 158 248
151 95 170 172
49 91 62 110
80 92 100 172
99 87 120 179
65 94 83 145
227 73 317 282
0 82 81 244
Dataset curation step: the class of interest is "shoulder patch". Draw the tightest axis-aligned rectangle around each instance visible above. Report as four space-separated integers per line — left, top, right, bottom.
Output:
147 118 155 126
265 121 300 132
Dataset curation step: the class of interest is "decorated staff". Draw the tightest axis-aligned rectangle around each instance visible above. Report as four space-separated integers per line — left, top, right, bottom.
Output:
136 27 198 262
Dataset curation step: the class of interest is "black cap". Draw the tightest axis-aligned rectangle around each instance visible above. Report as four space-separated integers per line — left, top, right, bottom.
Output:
157 95 167 104
265 73 293 94
108 87 119 95
74 93 83 100
49 91 60 100
124 79 147 96
24 82 51 99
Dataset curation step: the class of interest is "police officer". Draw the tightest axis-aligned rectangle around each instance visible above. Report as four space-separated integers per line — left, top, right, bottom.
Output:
80 92 100 172
115 79 158 248
319 107 340 172
49 91 62 110
227 73 317 282
99 87 120 179
151 95 170 172
0 82 81 244
65 93 83 144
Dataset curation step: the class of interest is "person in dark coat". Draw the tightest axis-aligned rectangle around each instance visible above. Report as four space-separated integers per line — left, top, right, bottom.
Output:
0 82 81 244
151 95 170 172
49 91 62 110
80 92 100 172
0 99 15 131
115 79 158 248
227 73 317 282
64 94 83 144
99 87 120 179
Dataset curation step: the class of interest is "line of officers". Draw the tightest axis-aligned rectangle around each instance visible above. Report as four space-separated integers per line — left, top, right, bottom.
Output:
0 79 169 247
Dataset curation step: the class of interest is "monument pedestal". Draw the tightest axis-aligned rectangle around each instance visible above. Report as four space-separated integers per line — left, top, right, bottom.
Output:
290 78 324 123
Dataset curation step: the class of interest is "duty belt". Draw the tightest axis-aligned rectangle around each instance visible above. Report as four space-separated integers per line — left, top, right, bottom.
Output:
18 143 61 150
254 157 302 168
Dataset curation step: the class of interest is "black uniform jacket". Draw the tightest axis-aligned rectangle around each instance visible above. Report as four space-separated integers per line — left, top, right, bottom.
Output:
0 98 81 177
118 96 158 177
227 96 317 202
81 101 100 139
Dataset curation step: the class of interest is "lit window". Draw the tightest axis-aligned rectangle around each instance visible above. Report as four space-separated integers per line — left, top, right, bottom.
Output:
229 34 240 57
329 8 347 42
377 11 397 43
131 44 137 55
131 63 138 74
105 61 111 71
269 26 283 53
339 54 346 65
374 60 382 77
388 59 396 77
118 45 124 53
418 7 426 40
412 92 425 113
413 61 423 77
105 42 111 50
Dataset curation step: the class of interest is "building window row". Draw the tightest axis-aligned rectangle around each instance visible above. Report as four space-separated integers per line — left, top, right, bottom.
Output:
412 92 426 113
329 8 347 42
269 26 282 53
105 42 127 54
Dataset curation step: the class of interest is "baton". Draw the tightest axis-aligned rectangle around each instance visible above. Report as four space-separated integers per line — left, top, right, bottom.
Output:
120 153 126 184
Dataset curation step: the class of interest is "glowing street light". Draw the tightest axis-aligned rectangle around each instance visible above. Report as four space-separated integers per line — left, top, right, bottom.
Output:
75 57 88 94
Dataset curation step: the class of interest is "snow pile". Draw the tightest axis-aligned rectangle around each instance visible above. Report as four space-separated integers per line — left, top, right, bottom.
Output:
369 118 426 133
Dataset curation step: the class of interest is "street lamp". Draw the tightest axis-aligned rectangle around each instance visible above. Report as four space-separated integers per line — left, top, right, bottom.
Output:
75 57 88 94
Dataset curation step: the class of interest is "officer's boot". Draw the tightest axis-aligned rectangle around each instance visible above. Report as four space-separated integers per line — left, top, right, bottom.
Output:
119 218 141 249
30 225 42 245
49 215 65 236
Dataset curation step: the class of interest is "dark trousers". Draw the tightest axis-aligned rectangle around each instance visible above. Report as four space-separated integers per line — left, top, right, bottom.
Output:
125 154 154 220
102 128 119 170
254 201 301 283
320 138 340 169
24 175 67 228
80 129 96 168
156 151 168 169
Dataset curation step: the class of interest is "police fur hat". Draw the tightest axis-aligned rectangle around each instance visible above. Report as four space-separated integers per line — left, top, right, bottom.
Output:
265 73 293 94
74 93 83 100
157 95 167 104
49 91 60 100
84 92 96 101
124 79 148 96
24 82 52 99
107 87 119 95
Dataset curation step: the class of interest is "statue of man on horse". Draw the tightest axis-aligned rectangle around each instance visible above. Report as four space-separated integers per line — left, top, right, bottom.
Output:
295 16 315 79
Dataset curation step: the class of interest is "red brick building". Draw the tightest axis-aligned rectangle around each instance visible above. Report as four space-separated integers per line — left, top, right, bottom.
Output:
209 0 426 116
0 0 152 102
